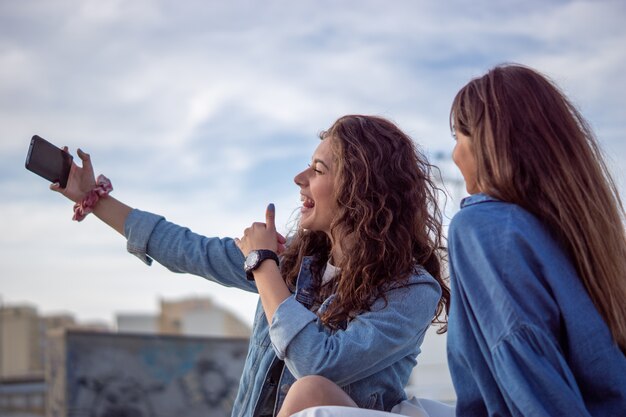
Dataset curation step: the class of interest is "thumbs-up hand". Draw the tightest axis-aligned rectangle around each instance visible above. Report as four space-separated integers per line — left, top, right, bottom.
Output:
265 204 288 254
236 203 285 256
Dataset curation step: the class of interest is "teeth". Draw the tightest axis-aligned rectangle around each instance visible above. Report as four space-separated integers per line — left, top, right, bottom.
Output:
300 194 314 207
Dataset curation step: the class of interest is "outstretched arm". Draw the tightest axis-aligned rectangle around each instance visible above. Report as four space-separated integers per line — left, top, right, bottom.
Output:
50 148 131 235
49 148 287 292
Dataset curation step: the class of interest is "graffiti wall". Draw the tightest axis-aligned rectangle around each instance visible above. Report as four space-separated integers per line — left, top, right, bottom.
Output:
46 330 249 417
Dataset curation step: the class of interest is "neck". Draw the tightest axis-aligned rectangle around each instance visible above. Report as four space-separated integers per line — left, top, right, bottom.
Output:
329 242 343 265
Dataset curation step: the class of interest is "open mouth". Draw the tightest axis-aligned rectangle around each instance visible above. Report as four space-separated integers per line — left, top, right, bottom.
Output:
301 194 315 210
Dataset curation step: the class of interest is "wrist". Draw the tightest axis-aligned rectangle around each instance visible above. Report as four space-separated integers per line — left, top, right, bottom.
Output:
255 258 280 276
244 249 279 281
71 187 95 204
72 175 113 222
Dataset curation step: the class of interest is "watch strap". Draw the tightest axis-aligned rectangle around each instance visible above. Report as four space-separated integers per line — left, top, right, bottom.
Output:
245 249 279 281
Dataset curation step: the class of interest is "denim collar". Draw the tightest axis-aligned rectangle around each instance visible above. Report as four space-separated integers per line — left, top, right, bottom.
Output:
460 192 500 209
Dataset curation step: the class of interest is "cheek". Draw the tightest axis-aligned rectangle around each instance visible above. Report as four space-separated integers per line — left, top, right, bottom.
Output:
319 184 337 211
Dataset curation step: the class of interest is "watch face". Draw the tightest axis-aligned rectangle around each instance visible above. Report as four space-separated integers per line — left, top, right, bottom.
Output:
245 251 259 270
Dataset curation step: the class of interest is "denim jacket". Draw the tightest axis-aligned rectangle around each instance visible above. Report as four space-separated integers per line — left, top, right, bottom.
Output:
124 209 442 417
447 193 626 417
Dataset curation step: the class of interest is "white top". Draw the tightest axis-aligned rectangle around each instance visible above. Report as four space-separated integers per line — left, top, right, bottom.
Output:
321 261 339 285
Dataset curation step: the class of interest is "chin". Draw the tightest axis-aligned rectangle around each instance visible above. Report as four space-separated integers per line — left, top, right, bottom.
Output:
300 214 316 230
300 223 322 233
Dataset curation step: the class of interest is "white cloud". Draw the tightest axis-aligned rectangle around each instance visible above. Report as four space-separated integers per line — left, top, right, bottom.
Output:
1 0 625 330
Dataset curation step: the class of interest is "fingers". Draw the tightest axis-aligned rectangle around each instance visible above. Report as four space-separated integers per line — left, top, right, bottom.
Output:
76 148 94 171
76 148 90 161
238 205 281 254
50 182 61 193
276 232 287 255
276 242 286 255
265 203 276 231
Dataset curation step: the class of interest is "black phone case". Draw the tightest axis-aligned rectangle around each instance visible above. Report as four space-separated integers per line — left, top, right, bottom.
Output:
25 135 73 188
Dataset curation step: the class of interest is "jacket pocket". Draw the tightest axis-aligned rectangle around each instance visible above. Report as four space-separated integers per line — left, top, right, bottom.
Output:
366 392 381 410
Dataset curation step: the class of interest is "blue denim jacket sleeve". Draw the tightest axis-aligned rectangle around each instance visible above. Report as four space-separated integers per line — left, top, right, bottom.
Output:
490 326 590 416
447 195 626 416
268 274 441 386
124 208 256 292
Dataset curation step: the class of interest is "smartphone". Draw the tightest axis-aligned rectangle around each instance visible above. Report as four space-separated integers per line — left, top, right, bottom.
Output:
25 135 73 188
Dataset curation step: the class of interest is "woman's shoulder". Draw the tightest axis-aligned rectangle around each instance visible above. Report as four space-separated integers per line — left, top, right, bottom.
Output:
381 265 439 292
376 266 441 314
449 193 547 240
398 266 442 298
408 265 437 284
448 193 572 284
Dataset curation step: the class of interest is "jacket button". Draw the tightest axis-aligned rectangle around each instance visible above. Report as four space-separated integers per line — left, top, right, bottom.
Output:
280 384 291 395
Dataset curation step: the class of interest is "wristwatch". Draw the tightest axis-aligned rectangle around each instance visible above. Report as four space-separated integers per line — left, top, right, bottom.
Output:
244 249 279 280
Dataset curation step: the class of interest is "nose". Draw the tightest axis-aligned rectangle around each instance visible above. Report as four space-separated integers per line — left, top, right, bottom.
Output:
451 142 460 167
294 168 309 187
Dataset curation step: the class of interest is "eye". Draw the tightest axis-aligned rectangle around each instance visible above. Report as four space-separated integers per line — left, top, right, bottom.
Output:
308 163 323 174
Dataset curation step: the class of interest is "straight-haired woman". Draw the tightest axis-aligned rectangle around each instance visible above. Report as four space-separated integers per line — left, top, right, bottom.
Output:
445 63 626 416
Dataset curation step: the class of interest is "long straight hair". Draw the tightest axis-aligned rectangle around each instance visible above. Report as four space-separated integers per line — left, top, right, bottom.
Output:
451 64 626 352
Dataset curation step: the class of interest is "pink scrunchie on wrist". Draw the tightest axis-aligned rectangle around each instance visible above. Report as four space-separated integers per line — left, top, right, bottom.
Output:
72 175 113 222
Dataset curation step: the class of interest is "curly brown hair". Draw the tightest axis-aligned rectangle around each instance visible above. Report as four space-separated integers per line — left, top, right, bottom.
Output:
280 115 449 331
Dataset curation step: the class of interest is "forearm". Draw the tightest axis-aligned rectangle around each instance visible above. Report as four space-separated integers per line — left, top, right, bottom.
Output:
93 195 132 236
253 261 291 324
124 210 256 291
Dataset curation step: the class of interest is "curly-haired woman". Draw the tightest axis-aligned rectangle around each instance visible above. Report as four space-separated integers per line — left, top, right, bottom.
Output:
50 114 449 417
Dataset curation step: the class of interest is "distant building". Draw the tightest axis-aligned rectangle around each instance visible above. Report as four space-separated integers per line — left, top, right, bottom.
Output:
40 314 76 331
116 313 159 334
45 330 248 417
0 306 47 417
0 305 110 380
116 297 252 337
0 375 46 417
0 305 43 379
159 297 251 338
1 300 251 416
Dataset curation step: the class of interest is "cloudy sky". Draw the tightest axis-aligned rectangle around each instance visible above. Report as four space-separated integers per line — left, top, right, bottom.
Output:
1 0 625 335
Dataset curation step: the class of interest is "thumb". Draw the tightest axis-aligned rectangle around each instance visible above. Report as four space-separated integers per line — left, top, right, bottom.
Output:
265 203 276 231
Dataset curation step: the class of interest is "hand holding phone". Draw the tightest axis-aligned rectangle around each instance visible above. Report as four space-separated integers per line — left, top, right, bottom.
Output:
25 136 125 228
25 135 73 188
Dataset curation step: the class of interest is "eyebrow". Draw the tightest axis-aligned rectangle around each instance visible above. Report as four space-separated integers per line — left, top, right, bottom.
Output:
312 158 331 170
